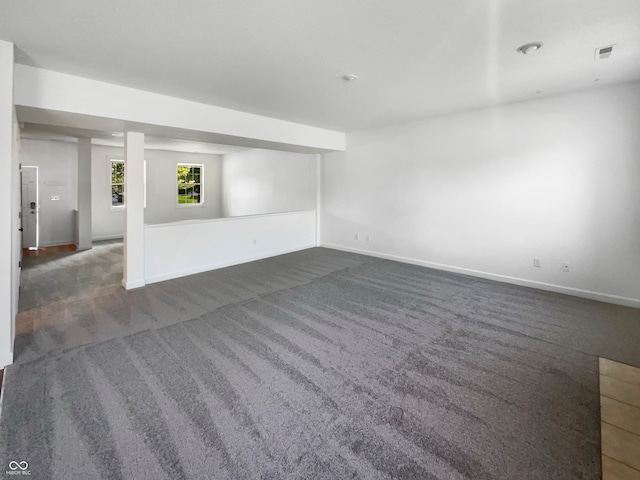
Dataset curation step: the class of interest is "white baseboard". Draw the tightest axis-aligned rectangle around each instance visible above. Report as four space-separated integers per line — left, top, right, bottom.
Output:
92 235 124 242
122 278 146 290
321 243 640 309
39 239 75 248
0 351 13 369
145 244 316 285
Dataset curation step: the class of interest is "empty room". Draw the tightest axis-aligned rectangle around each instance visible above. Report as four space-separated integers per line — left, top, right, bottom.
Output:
1 1 640 479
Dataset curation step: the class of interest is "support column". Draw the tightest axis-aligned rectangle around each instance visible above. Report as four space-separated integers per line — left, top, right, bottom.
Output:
122 132 145 289
316 153 322 247
0 40 15 367
76 137 92 251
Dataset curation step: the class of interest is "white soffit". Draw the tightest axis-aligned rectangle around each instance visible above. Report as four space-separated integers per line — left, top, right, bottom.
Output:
20 123 248 155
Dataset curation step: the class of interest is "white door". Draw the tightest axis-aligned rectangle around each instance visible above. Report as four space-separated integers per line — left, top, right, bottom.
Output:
21 166 38 249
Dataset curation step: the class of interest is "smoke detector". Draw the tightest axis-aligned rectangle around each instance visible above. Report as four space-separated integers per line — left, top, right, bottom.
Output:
595 45 615 60
517 42 543 55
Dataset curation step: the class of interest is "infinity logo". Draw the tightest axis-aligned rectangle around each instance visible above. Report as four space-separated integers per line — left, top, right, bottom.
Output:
8 461 28 471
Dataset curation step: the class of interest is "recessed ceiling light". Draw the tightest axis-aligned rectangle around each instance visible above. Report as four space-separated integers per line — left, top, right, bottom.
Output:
342 74 358 82
517 42 543 55
112 132 124 137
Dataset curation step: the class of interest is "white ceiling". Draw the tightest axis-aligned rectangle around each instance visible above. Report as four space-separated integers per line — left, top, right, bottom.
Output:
2 0 640 132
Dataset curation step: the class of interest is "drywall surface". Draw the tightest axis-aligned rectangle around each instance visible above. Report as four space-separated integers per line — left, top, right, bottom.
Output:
76 138 92 249
123 132 145 289
144 210 316 283
144 150 223 225
91 145 125 240
10 108 20 362
322 82 640 306
92 146 223 228
19 138 78 247
223 148 316 217
0 39 15 367
14 65 345 152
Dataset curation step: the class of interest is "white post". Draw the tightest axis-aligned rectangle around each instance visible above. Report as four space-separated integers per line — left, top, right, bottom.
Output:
0 40 15 367
122 132 145 289
316 153 322 247
76 137 92 250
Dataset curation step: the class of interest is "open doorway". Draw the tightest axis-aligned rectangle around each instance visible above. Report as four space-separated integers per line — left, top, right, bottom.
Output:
20 165 39 250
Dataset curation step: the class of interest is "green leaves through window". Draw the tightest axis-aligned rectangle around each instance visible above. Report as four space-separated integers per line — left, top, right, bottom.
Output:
111 160 125 207
177 164 203 205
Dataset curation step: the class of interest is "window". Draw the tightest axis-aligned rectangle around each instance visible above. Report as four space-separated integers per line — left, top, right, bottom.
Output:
177 164 203 205
111 160 125 207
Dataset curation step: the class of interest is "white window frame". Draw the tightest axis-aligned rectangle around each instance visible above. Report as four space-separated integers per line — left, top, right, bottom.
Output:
109 158 147 210
176 163 204 207
110 159 125 209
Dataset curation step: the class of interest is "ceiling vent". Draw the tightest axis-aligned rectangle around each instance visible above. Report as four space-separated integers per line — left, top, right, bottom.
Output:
595 45 615 60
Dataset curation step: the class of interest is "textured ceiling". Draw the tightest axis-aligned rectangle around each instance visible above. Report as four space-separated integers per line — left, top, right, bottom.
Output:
1 0 639 132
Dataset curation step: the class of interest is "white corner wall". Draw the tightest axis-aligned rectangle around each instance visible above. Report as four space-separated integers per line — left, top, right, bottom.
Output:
92 146 224 235
10 108 20 358
322 82 640 307
91 144 125 240
144 211 316 283
19 138 78 247
222 149 316 217
0 39 16 367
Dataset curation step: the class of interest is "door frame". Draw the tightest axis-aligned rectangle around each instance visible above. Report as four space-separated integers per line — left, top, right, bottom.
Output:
20 165 39 250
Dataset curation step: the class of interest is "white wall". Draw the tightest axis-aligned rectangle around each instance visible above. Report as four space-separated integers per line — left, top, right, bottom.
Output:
76 138 92 250
11 108 20 355
322 82 640 307
19 138 78 247
92 146 224 233
123 132 146 289
91 144 125 240
0 39 16 367
144 150 222 225
223 148 316 217
145 211 316 283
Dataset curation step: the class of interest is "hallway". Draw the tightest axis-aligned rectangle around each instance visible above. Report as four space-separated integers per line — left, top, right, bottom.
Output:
19 240 123 312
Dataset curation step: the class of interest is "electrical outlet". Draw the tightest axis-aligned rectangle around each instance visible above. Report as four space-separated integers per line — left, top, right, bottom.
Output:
562 262 570 272
253 239 257 245
365 235 371 242
355 233 360 240
533 257 541 268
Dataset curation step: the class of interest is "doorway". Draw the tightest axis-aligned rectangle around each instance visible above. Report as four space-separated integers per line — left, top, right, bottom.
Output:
21 166 39 250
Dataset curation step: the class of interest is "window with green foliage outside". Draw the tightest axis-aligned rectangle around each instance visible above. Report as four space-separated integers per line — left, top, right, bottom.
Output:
177 164 203 205
111 160 125 207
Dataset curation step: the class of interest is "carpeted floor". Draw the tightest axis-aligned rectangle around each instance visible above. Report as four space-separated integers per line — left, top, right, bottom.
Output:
2 242 640 479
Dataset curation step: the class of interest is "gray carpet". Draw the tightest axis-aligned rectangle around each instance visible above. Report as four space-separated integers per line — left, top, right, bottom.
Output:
14 241 374 365
2 243 640 479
